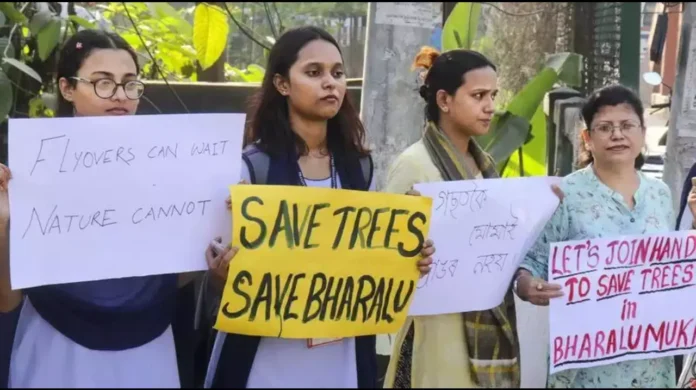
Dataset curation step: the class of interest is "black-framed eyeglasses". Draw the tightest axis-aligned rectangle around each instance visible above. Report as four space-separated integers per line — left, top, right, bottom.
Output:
71 77 145 100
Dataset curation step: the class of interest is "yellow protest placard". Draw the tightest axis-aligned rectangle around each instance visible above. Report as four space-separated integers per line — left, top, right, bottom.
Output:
214 184 432 339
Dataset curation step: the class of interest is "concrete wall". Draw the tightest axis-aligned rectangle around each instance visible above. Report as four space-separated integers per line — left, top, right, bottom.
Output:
137 81 364 116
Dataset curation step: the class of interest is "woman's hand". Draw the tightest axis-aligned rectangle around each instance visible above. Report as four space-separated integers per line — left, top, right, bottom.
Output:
688 178 696 228
515 270 563 306
205 236 239 289
418 239 434 276
0 164 11 227
226 179 249 211
405 187 434 276
551 184 564 203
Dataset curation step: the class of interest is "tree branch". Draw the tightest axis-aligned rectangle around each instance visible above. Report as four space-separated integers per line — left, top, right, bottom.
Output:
221 3 271 51
121 2 189 113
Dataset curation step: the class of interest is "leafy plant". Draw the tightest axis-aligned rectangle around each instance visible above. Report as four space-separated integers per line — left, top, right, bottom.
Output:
193 3 229 71
441 3 480 51
440 3 583 177
0 2 67 123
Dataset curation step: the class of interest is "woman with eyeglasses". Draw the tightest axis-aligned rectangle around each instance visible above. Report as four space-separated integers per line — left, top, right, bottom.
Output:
0 29 192 388
514 84 683 388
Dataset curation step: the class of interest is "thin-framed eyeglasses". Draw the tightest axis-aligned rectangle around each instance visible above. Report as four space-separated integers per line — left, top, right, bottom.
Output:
71 77 145 100
590 121 643 138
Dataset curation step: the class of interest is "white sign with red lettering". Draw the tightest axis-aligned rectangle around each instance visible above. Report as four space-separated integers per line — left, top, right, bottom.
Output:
548 230 696 374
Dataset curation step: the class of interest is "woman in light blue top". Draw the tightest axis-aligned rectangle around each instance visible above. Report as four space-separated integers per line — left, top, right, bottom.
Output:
513 84 685 388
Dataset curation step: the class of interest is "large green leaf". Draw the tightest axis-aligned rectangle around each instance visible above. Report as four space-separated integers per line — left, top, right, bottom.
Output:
68 15 97 30
36 18 62 61
0 3 27 24
441 3 481 51
0 68 12 123
193 3 229 70
477 111 531 164
1 58 42 83
501 105 547 177
506 53 582 119
29 10 54 35
0 10 6 27
476 52 583 168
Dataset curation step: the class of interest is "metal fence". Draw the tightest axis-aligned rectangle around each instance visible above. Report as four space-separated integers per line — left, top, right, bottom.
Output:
546 2 642 176
572 2 641 95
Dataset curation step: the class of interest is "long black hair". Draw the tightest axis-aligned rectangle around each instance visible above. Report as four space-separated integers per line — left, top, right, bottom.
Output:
244 26 369 159
56 29 139 117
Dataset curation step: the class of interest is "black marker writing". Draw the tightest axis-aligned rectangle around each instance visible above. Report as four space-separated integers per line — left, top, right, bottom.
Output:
469 207 519 245
191 140 229 157
22 205 118 239
473 253 510 274
435 183 488 218
148 144 179 159
417 258 459 289
132 199 211 224
30 135 67 175
221 271 415 329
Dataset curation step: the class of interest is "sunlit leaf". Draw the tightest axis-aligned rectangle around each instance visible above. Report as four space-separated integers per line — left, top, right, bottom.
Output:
442 3 481 50
157 41 196 58
193 3 229 70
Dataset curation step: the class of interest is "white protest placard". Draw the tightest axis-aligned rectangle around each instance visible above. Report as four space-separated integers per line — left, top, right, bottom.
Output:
548 230 696 375
9 113 244 289
409 176 561 316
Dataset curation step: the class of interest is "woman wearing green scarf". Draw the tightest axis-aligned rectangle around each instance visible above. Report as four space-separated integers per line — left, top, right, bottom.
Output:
382 46 519 388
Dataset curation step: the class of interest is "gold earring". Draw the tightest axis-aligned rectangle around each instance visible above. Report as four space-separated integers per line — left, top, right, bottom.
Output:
441 106 448 113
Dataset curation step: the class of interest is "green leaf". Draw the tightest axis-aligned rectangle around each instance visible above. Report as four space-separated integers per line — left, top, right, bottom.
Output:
476 52 583 169
68 15 97 30
506 53 582 120
1 58 42 83
555 53 583 87
476 111 531 164
0 69 12 123
28 96 44 118
0 3 27 24
157 41 196 58
501 105 547 177
193 3 229 70
0 37 14 65
119 32 142 50
36 19 62 61
442 3 481 50
149 2 193 37
0 10 6 27
29 10 55 35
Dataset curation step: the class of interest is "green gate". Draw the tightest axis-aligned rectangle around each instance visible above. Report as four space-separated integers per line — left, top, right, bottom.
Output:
572 2 641 94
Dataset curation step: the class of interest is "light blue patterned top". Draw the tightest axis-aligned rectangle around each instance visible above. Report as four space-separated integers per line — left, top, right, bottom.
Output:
520 165 677 388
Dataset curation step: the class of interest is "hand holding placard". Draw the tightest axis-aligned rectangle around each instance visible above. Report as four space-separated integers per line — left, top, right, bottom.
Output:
214 184 433 339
